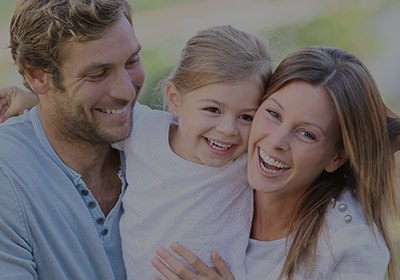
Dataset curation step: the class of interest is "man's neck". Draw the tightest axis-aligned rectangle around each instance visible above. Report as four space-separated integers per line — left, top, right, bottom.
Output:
39 112 123 216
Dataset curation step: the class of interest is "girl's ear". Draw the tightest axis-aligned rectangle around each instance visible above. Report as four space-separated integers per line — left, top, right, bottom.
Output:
21 60 51 95
325 149 348 173
166 82 181 116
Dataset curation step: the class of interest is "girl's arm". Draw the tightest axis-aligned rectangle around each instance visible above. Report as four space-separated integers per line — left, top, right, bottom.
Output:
152 242 233 280
0 86 39 123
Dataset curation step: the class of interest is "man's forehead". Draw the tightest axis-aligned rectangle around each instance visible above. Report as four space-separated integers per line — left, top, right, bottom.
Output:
61 17 140 68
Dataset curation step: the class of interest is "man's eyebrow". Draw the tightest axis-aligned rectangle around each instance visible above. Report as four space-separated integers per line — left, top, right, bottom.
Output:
80 62 110 74
79 46 142 75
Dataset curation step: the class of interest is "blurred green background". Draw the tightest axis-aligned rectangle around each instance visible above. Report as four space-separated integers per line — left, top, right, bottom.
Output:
1 0 399 276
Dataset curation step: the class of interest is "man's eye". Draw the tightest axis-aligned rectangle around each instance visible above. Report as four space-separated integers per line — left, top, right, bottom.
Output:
126 55 140 68
88 70 107 80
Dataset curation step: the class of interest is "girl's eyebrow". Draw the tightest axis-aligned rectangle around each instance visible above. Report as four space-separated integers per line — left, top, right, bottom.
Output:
198 99 258 111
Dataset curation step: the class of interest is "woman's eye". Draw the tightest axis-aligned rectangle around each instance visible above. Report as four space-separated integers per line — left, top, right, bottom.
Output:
266 109 279 119
299 130 317 141
239 114 254 122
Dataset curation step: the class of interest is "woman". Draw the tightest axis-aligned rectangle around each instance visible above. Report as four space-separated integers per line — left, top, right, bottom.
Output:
153 46 400 280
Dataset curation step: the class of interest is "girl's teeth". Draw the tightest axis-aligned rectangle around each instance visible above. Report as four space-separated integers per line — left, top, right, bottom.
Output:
207 139 232 150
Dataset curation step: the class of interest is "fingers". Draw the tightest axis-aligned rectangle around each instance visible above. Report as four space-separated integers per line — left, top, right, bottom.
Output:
0 85 17 98
0 86 17 120
153 243 231 280
154 245 197 279
152 256 181 280
211 251 234 280
170 242 214 277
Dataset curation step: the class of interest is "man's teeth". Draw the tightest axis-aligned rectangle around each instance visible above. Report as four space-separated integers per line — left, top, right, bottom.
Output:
207 139 232 150
100 107 127 115
259 149 290 170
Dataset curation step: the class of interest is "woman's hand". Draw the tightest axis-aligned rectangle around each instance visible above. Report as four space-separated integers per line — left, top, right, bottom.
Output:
152 242 234 280
0 86 39 123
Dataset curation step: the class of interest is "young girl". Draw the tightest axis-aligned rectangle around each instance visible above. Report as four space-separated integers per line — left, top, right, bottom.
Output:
152 46 400 280
0 25 273 279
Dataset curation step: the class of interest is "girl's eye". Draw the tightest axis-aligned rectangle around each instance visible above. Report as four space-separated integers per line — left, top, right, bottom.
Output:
239 114 254 122
204 107 220 113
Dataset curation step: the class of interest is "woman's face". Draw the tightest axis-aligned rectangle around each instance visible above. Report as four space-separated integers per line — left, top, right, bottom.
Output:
247 81 346 199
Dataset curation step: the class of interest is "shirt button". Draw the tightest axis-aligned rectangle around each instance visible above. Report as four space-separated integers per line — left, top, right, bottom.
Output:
88 201 97 209
101 229 109 236
81 189 89 196
344 215 352 224
338 203 347 212
97 218 105 225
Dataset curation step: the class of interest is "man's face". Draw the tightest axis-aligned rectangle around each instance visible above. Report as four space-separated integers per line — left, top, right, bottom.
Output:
43 16 144 144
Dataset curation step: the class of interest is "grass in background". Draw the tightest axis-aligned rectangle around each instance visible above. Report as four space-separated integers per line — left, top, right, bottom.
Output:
131 0 197 12
267 8 379 65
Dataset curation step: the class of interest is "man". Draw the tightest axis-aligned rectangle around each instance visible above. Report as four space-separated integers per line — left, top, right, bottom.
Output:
0 0 144 279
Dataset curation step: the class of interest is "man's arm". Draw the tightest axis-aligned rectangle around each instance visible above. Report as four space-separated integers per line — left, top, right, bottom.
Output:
0 165 36 279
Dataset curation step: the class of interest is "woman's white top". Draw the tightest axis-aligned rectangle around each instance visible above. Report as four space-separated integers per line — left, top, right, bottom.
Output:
245 191 389 279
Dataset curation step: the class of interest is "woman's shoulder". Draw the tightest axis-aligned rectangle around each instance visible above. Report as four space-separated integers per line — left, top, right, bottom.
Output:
315 191 390 278
324 190 365 231
318 189 389 261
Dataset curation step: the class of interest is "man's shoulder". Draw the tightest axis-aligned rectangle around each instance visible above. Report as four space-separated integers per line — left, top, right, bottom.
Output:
0 113 38 161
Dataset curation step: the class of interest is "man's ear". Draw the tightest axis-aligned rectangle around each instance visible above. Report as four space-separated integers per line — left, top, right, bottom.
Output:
325 149 348 173
22 60 51 95
165 82 181 116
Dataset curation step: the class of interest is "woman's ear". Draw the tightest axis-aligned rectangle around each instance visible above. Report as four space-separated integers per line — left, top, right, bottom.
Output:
21 60 51 95
325 149 348 173
166 82 181 116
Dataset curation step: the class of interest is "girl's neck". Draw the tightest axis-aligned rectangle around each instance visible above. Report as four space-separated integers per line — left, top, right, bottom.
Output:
251 190 302 241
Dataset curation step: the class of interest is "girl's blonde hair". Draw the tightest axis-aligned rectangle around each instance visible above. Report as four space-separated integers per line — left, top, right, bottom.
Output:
159 25 273 108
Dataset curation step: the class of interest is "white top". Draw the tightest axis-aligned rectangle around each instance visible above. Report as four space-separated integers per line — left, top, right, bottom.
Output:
245 191 389 279
118 103 253 280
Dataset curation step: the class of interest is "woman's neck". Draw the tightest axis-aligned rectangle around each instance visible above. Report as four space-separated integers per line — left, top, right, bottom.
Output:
251 190 303 241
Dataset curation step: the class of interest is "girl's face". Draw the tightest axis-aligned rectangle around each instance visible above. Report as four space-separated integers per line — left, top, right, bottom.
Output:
167 80 262 167
247 81 346 199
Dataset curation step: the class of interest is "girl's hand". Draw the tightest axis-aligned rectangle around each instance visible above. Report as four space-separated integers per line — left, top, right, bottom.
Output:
0 86 39 123
152 242 234 280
